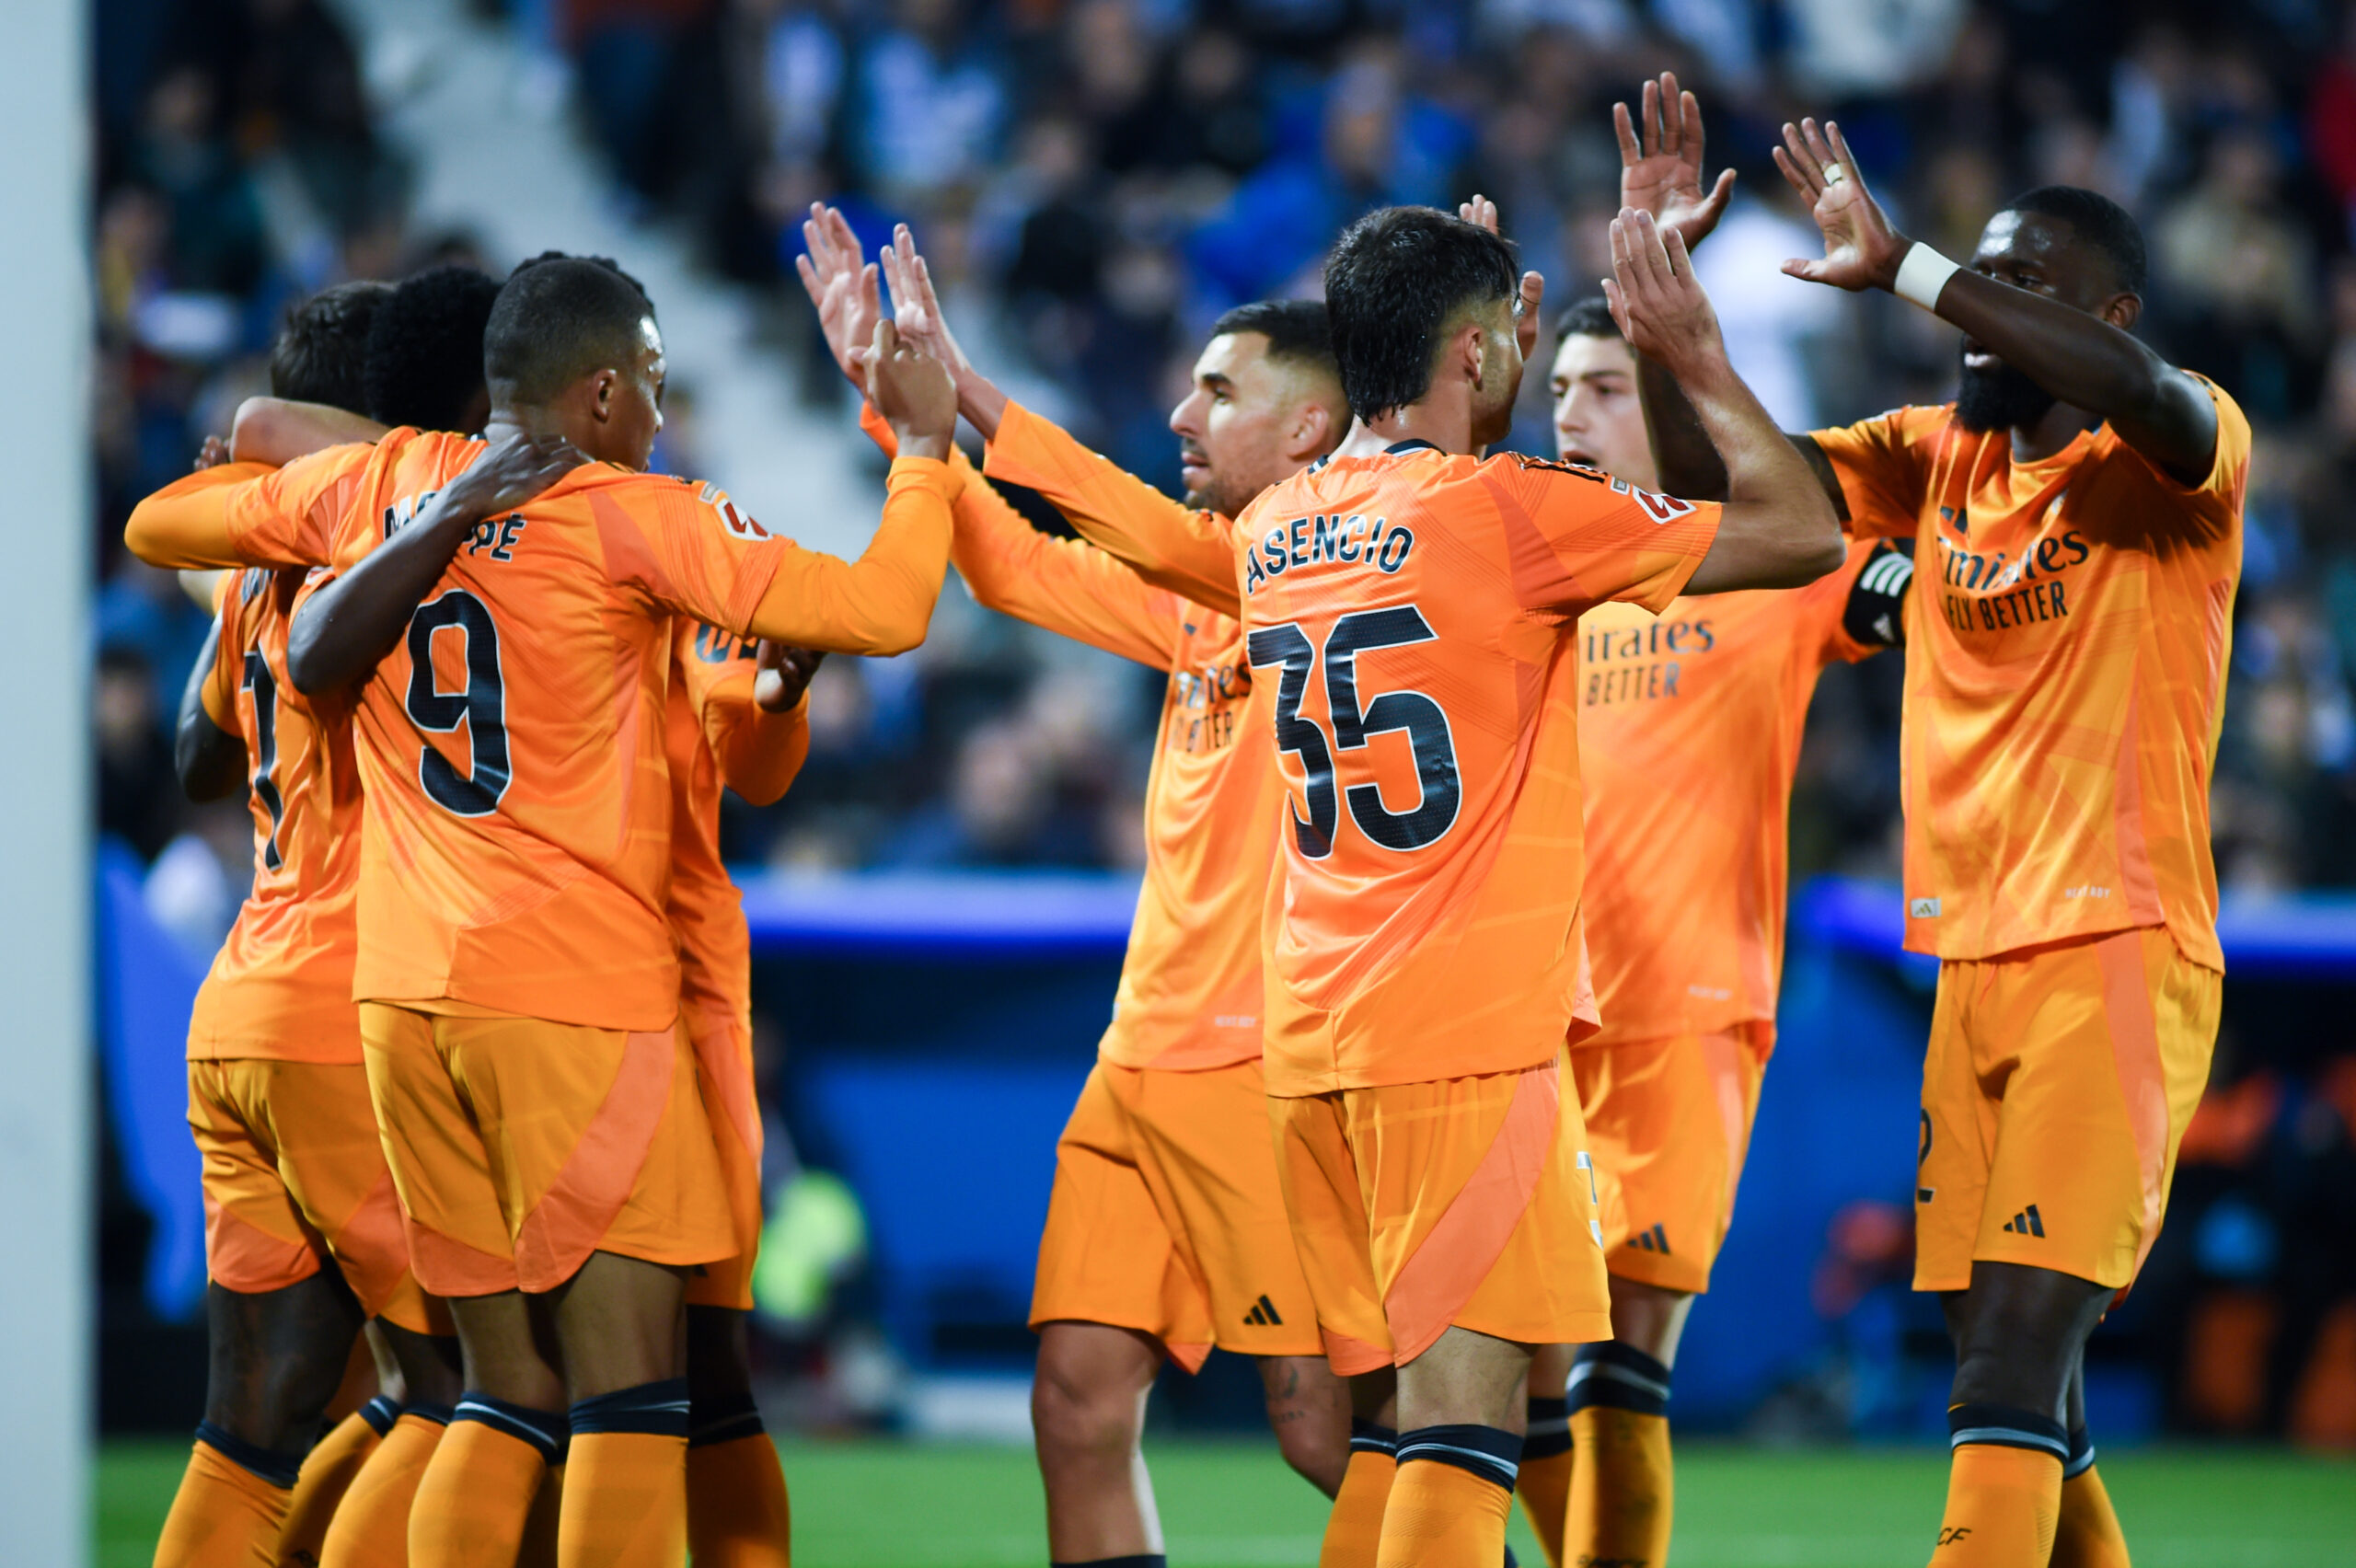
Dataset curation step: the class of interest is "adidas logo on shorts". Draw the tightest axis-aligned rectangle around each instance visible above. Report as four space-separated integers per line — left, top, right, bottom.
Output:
1242 1294 1285 1327
1628 1223 1671 1255
2001 1204 2046 1238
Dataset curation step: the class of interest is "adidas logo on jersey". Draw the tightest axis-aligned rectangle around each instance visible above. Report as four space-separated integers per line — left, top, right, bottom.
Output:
2001 1205 2046 1238
1628 1223 1671 1255
1911 896 1942 918
1242 1295 1285 1328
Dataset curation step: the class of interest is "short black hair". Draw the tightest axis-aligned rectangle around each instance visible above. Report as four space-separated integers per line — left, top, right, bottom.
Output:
484 255 659 407
363 265 501 431
1323 206 1519 422
269 282 393 412
1553 295 1622 346
2002 185 2147 296
1208 299 1339 381
510 248 652 306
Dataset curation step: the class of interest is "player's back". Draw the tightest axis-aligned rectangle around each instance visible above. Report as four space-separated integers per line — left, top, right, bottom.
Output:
190 565 365 1059
1235 445 1720 1092
324 429 788 1031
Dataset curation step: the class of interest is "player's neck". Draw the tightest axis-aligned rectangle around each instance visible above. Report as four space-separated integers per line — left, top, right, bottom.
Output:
2009 399 2100 465
1352 398 1477 457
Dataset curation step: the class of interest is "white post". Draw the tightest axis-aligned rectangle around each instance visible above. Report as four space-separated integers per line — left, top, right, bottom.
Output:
0 0 94 1562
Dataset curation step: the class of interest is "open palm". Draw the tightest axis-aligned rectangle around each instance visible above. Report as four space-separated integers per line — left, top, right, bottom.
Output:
1615 72 1736 251
1773 118 1908 293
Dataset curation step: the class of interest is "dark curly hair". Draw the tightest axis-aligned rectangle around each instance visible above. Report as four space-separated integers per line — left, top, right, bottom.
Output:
362 265 501 432
269 281 393 412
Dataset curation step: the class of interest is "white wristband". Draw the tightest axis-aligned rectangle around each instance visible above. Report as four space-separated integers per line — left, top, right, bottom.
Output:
1893 243 1960 312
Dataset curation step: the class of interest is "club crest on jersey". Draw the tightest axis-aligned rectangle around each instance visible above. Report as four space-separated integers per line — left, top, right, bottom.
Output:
699 482 771 541
1607 475 1698 524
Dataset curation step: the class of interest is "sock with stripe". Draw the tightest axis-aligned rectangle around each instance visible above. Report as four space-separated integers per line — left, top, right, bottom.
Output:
318 1405 451 1568
2051 1425 2130 1568
410 1394 565 1568
277 1400 397 1567
154 1424 304 1568
686 1389 791 1568
1932 1405 2065 1564
1565 1343 1674 1568
1319 1421 1397 1568
1376 1425 1519 1568
559 1378 692 1567
1514 1395 1572 1568
1049 1559 1166 1568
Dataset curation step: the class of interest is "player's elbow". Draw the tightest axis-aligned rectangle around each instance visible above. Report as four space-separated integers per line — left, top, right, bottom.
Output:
283 611 335 698
123 499 191 568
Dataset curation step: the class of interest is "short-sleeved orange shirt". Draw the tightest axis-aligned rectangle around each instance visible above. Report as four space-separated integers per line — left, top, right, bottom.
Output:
1230 446 1722 1094
1813 377 2247 969
185 566 365 1061
952 409 1278 1072
227 430 798 1029
1578 539 1894 1046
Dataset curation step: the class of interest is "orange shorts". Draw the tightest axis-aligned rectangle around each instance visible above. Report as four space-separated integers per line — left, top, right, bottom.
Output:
187 1059 442 1335
1915 927 2221 1294
359 1002 735 1297
1576 1021 1773 1296
1271 1054 1611 1376
1034 1058 1321 1369
682 997 763 1313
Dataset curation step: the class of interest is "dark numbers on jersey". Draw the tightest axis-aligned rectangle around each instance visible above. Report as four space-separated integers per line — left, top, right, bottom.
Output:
1245 605 1461 859
240 651 286 870
403 590 513 817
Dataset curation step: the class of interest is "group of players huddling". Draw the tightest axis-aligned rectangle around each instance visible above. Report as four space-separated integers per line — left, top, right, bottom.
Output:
130 69 2244 1568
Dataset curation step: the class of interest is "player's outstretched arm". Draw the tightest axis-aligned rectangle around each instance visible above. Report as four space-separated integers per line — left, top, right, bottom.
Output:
230 398 386 467
1775 117 2217 483
1604 209 1842 592
743 319 958 656
174 612 247 802
283 432 585 696
699 644 822 808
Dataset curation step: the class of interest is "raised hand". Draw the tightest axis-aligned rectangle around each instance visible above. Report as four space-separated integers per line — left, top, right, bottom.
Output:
795 203 883 387
1458 193 1546 364
755 642 825 712
864 317 957 461
193 434 230 471
445 431 587 518
1773 118 1909 293
879 224 973 378
1615 71 1736 252
1601 208 1726 380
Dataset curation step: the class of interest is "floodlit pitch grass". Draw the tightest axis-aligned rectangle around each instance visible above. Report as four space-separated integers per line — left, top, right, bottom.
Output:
98 1437 2353 1567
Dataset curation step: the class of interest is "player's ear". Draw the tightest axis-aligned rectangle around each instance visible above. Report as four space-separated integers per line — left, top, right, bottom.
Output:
2103 292 2142 333
1287 398 1333 462
588 367 618 424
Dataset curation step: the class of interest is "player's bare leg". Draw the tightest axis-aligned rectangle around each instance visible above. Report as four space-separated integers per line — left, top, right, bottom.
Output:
1377 1328 1530 1567
155 1273 367 1568
406 1288 568 1568
1255 1354 1350 1497
1320 1370 1397 1568
684 1305 791 1568
1033 1320 1165 1563
1516 1346 1572 1567
279 1323 399 1565
538 1250 696 1565
1932 1261 2112 1565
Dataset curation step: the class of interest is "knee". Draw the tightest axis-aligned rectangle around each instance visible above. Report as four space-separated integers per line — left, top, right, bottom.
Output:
1031 1361 1143 1464
1270 1408 1348 1493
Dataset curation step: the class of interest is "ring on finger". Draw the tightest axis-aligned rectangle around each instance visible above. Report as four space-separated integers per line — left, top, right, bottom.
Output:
1823 165 1848 185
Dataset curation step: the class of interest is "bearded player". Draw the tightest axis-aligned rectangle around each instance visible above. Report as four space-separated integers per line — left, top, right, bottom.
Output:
801 206 1354 1568
1635 75 2246 1568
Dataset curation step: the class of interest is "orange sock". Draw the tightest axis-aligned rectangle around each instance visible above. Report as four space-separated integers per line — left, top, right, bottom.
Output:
1564 1406 1673 1568
409 1408 560 1568
687 1432 792 1567
559 1432 688 1567
1515 1397 1571 1568
279 1401 395 1567
1931 1442 2062 1564
154 1431 300 1568
1373 1452 1514 1568
2052 1451 2130 1568
517 1460 565 1568
1320 1424 1397 1568
318 1411 446 1568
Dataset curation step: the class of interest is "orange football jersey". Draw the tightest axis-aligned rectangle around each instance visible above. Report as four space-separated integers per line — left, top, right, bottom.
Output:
951 413 1278 1072
1813 376 2247 968
207 428 952 1029
185 565 365 1061
1578 539 1896 1046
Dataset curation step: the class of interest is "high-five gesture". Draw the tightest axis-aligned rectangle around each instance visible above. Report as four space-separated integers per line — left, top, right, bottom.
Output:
877 223 1013 440
864 317 957 462
1601 208 1724 380
795 203 883 387
1615 72 1736 251
1458 194 1546 363
1773 119 1911 293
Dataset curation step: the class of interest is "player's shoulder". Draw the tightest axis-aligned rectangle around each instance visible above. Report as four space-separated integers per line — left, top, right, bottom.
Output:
560 467 777 541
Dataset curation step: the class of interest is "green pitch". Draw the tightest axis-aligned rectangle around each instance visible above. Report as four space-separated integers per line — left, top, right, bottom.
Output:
98 1437 2353 1567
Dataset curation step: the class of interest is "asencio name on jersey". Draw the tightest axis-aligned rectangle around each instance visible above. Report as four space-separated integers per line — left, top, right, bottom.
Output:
1242 513 1415 594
